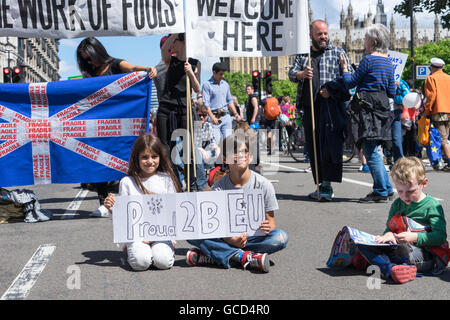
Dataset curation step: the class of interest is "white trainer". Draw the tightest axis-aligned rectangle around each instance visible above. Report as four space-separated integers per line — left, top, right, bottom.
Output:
90 205 110 218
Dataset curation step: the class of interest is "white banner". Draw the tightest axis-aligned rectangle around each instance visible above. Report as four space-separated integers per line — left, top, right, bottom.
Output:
112 190 266 243
387 50 409 82
185 0 310 57
0 0 184 38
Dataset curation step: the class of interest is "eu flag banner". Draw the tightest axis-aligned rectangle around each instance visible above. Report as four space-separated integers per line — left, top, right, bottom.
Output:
0 72 152 187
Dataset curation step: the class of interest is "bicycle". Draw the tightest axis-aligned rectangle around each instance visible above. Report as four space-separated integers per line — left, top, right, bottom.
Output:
278 113 306 162
288 118 306 162
342 133 358 163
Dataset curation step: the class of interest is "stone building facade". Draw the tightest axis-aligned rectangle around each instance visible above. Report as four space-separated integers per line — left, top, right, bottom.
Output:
0 37 60 83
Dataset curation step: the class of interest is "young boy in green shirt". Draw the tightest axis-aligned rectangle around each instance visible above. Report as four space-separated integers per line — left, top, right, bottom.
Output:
356 157 449 284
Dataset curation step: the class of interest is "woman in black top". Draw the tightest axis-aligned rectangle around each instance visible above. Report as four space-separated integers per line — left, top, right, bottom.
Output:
157 33 201 151
76 37 157 215
77 37 157 78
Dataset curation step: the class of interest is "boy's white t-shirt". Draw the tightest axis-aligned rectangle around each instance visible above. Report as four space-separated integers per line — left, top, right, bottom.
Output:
119 172 177 196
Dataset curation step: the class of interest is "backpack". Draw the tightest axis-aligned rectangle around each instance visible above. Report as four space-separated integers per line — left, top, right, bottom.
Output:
264 97 280 120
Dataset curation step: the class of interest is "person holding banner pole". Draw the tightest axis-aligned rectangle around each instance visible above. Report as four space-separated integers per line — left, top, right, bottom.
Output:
104 134 181 271
289 20 354 202
76 37 158 217
157 33 201 191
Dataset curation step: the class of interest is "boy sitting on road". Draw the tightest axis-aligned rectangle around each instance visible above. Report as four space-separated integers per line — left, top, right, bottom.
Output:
355 157 449 284
185 132 288 272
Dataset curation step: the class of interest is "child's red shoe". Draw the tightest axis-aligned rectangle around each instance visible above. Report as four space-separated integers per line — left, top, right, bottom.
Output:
391 265 417 284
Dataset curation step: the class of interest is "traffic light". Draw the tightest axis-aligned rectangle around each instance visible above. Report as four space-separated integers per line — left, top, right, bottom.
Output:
252 70 260 91
3 67 12 83
12 66 23 83
265 70 272 92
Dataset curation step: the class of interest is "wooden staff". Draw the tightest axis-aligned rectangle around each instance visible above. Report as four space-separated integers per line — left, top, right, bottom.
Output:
308 53 321 201
186 74 191 192
185 60 197 192
187 75 197 178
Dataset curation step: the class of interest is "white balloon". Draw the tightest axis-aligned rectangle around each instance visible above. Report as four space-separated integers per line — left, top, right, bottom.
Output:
402 92 420 109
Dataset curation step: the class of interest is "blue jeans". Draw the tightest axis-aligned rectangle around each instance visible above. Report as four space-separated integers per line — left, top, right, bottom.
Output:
173 138 209 190
361 140 393 196
391 107 404 161
195 148 208 190
357 243 433 278
212 114 233 142
187 229 288 268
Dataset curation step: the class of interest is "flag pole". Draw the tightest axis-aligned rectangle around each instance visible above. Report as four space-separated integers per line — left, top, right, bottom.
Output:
308 53 321 201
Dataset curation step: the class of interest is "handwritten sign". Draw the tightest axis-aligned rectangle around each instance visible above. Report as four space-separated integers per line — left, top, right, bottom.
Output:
112 190 266 243
185 0 310 57
0 0 184 38
387 50 409 82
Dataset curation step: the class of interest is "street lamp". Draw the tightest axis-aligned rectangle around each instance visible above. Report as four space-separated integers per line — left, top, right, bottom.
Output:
410 0 415 88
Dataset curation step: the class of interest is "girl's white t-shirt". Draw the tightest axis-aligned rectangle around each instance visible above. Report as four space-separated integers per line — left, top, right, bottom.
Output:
119 172 177 196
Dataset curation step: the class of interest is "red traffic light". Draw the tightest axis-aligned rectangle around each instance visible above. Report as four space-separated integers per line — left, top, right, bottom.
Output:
252 71 259 78
3 67 11 75
266 71 272 77
13 67 21 74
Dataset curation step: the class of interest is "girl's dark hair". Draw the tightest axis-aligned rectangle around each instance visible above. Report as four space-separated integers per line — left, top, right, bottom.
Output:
128 134 181 194
77 37 114 77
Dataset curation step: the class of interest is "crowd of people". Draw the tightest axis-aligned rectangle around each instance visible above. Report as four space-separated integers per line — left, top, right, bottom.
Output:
71 19 449 282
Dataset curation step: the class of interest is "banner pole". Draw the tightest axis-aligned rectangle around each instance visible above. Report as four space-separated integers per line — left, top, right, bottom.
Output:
186 72 191 192
189 91 197 179
186 72 197 179
308 53 321 201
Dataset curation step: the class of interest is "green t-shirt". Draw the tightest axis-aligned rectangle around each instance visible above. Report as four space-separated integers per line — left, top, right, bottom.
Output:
384 195 447 247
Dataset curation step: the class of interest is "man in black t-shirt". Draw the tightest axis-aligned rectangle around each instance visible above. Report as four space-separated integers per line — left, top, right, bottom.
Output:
245 85 260 126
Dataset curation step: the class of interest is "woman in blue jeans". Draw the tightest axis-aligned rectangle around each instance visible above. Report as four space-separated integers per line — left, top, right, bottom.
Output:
341 24 396 203
391 79 411 161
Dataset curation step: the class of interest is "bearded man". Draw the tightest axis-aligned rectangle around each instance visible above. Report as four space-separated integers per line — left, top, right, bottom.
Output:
288 20 353 201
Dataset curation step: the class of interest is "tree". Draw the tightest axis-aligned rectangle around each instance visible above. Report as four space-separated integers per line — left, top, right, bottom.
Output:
271 76 298 104
223 71 251 105
401 39 450 89
394 0 450 29
224 71 298 107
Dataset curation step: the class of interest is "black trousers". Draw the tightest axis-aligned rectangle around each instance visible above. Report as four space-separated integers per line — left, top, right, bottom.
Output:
156 104 197 190
156 104 187 153
302 102 343 185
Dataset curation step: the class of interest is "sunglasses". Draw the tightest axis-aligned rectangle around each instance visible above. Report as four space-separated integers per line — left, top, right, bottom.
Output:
198 113 208 118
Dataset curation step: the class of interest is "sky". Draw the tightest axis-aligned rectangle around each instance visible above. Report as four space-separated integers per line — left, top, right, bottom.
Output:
57 0 439 82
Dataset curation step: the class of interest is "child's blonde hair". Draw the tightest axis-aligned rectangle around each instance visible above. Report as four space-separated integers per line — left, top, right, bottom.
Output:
390 156 426 185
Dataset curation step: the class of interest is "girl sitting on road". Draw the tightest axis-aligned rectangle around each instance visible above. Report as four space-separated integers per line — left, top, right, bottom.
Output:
104 134 181 271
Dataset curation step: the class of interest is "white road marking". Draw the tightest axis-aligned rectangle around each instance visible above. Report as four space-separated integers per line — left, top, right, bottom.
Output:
261 161 443 201
1 244 56 300
61 189 89 219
